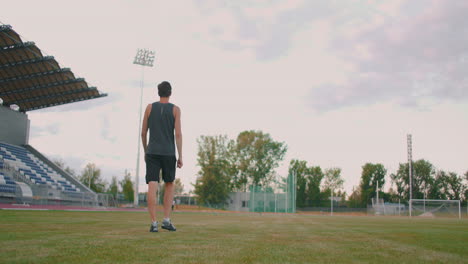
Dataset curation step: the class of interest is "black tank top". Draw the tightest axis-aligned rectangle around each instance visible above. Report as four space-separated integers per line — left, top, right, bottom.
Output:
147 102 175 156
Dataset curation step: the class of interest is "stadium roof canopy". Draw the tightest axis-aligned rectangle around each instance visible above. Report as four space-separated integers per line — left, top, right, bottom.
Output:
0 24 107 112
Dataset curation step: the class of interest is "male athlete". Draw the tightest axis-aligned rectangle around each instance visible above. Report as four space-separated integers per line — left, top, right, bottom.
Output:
141 81 183 232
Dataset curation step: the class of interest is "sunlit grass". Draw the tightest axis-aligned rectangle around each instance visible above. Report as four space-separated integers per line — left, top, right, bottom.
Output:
0 210 467 263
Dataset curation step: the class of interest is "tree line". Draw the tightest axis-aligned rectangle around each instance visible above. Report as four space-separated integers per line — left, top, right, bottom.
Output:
194 131 287 206
54 159 185 204
54 160 135 202
194 130 468 208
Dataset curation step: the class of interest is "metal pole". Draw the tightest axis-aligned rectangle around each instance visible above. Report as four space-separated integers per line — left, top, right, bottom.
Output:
376 181 380 215
423 192 426 213
134 66 144 207
285 180 288 213
459 200 461 219
275 192 277 213
133 49 154 206
331 189 334 216
293 170 296 213
398 199 401 216
407 134 413 217
376 181 379 201
252 185 255 212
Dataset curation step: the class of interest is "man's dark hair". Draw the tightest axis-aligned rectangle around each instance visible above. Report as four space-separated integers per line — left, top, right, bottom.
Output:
158 81 172 97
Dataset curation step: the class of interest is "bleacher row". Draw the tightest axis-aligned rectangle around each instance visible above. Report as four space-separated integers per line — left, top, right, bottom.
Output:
0 171 16 195
0 142 81 195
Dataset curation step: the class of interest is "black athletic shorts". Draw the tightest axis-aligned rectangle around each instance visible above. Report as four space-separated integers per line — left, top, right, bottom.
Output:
145 154 176 184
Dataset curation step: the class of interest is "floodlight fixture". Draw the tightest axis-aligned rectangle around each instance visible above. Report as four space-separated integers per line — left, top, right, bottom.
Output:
407 134 413 217
133 48 155 207
133 49 155 67
10 104 19 111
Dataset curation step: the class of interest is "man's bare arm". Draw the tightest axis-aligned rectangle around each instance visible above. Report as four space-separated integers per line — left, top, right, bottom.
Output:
174 105 183 168
141 104 152 154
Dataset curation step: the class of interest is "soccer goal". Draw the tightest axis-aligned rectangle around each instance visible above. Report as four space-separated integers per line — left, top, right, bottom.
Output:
409 199 461 219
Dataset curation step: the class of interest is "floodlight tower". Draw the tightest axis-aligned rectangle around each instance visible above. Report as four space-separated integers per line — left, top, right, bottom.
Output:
407 134 413 217
133 48 155 207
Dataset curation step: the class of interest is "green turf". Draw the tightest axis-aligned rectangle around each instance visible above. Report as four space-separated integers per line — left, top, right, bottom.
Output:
0 210 467 264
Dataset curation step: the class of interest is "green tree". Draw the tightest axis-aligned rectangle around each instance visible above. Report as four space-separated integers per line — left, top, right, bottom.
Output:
429 170 450 200
445 172 465 200
234 130 287 190
464 171 468 205
336 190 347 204
388 188 400 202
79 163 106 193
107 176 119 199
174 178 184 195
347 186 362 208
157 181 165 205
413 159 435 199
429 170 465 200
323 167 344 200
119 170 134 202
225 140 241 190
359 163 386 206
288 159 309 208
307 166 324 207
194 135 232 207
391 159 435 200
390 170 406 200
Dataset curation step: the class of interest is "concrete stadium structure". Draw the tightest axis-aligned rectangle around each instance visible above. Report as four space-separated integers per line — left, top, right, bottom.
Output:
0 24 107 206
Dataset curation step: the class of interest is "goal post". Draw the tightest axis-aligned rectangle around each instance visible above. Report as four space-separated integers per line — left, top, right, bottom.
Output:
409 199 461 219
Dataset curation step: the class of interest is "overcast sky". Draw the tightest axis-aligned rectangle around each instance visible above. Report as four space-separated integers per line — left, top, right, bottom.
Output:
3 0 468 195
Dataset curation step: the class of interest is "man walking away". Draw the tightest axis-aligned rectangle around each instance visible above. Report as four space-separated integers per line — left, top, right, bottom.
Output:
141 81 183 232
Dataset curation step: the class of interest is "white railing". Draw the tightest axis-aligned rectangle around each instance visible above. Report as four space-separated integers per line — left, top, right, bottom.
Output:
3 159 34 185
3 159 98 205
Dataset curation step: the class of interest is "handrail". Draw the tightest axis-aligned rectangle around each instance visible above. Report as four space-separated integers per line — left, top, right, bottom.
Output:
24 145 96 194
3 159 96 203
3 160 34 185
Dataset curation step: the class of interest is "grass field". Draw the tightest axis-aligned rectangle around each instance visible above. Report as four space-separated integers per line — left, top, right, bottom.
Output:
0 210 467 264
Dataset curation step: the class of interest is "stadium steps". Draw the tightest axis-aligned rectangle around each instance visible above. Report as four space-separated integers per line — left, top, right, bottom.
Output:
0 171 17 197
0 142 95 201
0 142 79 192
24 145 94 194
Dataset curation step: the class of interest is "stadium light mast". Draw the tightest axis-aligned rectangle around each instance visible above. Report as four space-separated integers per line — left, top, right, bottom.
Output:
133 48 155 207
407 134 413 217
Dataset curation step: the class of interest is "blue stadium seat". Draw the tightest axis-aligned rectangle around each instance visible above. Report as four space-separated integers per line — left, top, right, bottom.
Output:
0 142 80 194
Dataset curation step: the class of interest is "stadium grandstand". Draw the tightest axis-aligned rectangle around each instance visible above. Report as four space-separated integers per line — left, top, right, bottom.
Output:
0 24 108 206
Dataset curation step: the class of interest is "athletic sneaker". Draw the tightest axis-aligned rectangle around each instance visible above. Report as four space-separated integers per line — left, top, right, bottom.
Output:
149 222 158 232
162 219 176 231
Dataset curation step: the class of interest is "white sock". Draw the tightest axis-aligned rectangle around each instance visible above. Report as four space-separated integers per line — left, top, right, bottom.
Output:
152 221 158 226
163 218 170 223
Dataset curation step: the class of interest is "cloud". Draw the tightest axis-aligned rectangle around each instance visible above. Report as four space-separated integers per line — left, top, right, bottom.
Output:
193 0 468 111
192 0 333 60
46 154 86 175
45 153 127 183
31 94 113 113
308 0 468 111
122 80 158 89
30 123 61 137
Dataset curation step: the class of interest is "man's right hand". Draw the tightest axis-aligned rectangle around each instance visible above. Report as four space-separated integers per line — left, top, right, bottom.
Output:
177 158 183 168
